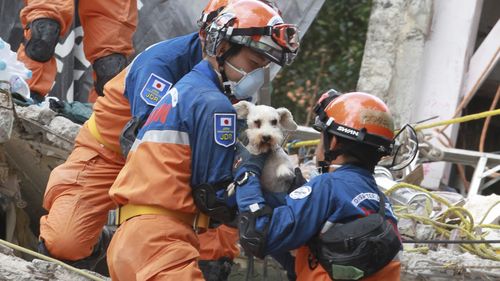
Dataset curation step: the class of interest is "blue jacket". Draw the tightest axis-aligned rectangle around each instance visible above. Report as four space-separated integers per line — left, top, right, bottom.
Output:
125 32 203 121
236 164 398 256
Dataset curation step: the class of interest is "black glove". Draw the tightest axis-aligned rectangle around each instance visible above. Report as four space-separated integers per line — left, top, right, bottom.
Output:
288 167 307 193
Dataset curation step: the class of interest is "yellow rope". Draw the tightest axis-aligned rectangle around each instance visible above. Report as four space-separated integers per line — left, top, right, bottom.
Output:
405 246 429 254
0 239 105 281
384 182 500 261
288 139 320 149
479 200 500 225
287 109 500 149
414 109 500 131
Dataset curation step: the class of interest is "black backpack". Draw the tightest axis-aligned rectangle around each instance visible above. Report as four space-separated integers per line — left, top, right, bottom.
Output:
308 189 401 280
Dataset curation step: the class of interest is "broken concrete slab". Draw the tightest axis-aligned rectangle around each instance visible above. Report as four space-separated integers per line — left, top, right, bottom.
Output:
46 116 80 151
401 248 500 280
0 243 109 281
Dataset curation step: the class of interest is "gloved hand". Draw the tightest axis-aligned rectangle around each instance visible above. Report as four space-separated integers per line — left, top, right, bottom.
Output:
232 142 269 178
288 167 307 193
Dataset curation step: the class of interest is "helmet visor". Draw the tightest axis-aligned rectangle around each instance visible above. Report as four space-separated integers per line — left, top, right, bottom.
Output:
378 124 419 170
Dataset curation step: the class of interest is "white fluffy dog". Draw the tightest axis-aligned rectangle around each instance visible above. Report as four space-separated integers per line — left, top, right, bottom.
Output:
234 101 298 193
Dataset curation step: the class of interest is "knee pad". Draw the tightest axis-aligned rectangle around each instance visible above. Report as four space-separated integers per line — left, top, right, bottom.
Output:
24 18 61 62
93 53 127 96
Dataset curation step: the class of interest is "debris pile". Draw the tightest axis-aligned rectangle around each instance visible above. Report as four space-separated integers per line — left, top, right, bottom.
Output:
401 249 500 280
0 243 108 281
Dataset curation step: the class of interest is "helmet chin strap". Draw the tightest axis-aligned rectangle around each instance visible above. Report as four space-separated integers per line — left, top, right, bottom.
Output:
320 133 335 173
321 133 370 173
215 44 242 97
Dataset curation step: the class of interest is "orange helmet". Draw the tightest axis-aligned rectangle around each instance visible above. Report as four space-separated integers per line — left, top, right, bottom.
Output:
315 92 395 155
198 0 229 30
198 0 281 31
204 0 299 66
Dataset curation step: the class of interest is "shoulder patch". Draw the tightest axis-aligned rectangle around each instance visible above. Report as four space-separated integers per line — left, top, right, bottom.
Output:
214 113 236 147
140 73 172 106
289 186 312 200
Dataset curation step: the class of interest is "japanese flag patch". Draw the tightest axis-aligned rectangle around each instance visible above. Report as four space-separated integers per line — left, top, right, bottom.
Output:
140 73 172 106
214 113 236 147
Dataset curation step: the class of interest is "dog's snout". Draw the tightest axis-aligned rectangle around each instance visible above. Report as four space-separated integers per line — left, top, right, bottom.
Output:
262 135 271 143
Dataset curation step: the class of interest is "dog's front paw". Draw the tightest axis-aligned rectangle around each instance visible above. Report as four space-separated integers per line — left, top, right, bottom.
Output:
276 164 295 180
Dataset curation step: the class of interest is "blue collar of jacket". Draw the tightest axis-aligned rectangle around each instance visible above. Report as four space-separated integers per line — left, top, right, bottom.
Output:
194 59 223 92
332 164 373 178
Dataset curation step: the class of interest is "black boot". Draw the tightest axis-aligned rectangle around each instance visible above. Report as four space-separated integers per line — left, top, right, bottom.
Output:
199 257 233 281
24 18 60 62
38 226 115 271
92 53 127 97
30 91 45 104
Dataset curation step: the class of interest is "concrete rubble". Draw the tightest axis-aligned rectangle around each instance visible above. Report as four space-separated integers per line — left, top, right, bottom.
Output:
14 105 80 151
401 249 500 281
0 243 109 281
0 103 87 280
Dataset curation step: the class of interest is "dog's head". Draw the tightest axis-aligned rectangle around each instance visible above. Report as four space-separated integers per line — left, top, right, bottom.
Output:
234 101 298 154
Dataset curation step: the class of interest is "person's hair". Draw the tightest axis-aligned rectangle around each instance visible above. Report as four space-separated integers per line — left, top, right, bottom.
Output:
334 136 384 172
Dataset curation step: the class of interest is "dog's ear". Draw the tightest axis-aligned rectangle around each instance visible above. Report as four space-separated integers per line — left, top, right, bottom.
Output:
277 107 298 131
233 101 253 119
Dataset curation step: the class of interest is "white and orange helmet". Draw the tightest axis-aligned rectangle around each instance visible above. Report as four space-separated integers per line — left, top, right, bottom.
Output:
198 0 281 31
204 0 299 66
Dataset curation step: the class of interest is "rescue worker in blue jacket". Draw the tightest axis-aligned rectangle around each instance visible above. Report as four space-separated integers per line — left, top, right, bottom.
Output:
107 1 300 280
233 92 402 281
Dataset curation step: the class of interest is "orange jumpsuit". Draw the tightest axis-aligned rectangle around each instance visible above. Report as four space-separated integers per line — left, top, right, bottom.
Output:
295 246 401 281
40 70 128 260
199 225 240 260
17 0 137 100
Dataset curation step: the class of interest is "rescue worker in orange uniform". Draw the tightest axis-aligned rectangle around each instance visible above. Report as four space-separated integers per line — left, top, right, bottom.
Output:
37 0 254 272
106 1 300 280
233 92 402 281
17 0 137 102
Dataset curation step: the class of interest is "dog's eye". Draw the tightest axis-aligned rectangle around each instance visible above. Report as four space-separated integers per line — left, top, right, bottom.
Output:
254 120 261 128
271 119 278 126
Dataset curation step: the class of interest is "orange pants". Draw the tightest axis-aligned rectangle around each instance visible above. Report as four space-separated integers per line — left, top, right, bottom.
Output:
107 214 205 281
199 225 240 260
18 0 137 98
40 124 125 260
295 246 400 281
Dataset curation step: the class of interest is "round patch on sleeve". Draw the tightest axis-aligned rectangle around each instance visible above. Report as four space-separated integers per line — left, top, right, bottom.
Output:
289 186 312 200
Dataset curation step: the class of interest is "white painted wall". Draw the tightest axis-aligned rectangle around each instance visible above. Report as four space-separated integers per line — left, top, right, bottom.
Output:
412 0 483 188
